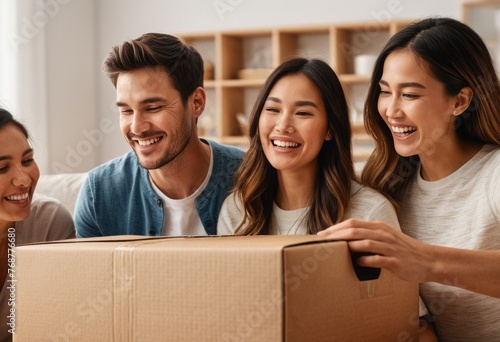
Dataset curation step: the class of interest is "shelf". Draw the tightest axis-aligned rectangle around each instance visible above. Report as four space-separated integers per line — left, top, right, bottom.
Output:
179 34 217 82
276 26 332 64
203 80 217 88
332 23 390 75
179 20 416 163
219 79 266 87
339 74 372 84
352 123 367 135
219 32 273 80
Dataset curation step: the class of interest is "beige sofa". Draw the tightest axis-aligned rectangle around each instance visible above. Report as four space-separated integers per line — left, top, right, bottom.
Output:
36 173 88 216
34 161 365 218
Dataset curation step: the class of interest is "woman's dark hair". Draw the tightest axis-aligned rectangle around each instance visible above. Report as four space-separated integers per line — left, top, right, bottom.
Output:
362 17 500 201
233 58 354 235
0 107 29 138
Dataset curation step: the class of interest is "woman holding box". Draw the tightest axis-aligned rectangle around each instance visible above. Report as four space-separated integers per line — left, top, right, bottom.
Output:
0 108 75 341
319 17 500 341
217 57 436 340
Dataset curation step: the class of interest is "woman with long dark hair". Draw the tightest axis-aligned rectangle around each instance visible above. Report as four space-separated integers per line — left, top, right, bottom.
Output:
218 58 399 236
320 18 500 341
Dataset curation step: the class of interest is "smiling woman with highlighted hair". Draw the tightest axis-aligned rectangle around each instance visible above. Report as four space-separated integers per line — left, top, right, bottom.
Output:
218 57 438 340
319 17 500 342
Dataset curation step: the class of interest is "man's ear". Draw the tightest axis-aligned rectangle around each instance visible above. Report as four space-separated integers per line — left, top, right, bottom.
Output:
191 87 206 119
453 86 473 116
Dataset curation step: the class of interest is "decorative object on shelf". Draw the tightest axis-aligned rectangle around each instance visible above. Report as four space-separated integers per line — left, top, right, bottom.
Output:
354 54 378 76
246 38 273 70
351 99 365 124
349 83 369 124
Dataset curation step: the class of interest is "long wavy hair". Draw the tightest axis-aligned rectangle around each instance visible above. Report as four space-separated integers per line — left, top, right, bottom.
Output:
233 58 354 235
361 17 500 202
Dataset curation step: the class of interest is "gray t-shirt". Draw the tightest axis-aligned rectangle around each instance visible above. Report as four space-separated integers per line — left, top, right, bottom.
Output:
399 144 500 342
1 195 75 342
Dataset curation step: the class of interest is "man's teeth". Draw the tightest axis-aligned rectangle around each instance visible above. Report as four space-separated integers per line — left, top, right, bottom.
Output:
137 137 161 146
392 126 416 134
273 140 299 148
6 193 29 201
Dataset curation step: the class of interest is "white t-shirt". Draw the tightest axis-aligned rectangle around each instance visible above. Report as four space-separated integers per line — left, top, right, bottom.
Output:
151 146 213 236
399 144 500 342
218 180 401 235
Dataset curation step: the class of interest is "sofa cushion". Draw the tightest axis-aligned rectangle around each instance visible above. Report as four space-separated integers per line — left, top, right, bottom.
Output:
36 173 87 216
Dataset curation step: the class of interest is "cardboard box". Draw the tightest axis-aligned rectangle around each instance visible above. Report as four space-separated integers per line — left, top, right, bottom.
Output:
14 235 418 341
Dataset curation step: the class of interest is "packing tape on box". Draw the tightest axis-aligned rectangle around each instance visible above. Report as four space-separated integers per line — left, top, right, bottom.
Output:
113 243 140 340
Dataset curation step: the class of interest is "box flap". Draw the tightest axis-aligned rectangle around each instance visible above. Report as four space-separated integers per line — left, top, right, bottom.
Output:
283 241 418 341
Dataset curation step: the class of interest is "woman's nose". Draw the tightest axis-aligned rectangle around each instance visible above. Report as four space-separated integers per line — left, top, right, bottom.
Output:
385 98 404 119
12 168 31 187
275 114 294 133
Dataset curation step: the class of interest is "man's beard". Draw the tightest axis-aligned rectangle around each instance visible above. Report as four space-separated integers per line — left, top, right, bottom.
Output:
135 124 192 170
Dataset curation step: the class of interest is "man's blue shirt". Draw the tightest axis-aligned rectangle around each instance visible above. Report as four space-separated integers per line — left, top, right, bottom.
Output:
75 140 244 237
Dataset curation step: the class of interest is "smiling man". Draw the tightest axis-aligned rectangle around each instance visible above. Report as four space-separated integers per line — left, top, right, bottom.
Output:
74 33 244 238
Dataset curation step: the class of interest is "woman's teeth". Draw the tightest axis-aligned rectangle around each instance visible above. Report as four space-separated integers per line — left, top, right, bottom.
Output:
273 140 299 148
6 193 29 201
392 126 416 134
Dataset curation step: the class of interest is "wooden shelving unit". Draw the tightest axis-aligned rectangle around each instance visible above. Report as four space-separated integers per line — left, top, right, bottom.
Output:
179 19 415 162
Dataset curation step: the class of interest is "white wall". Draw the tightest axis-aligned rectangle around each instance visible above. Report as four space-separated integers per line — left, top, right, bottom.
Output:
44 0 464 173
45 0 98 174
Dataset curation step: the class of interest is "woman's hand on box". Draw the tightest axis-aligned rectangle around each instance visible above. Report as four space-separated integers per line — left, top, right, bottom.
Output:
317 219 434 284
